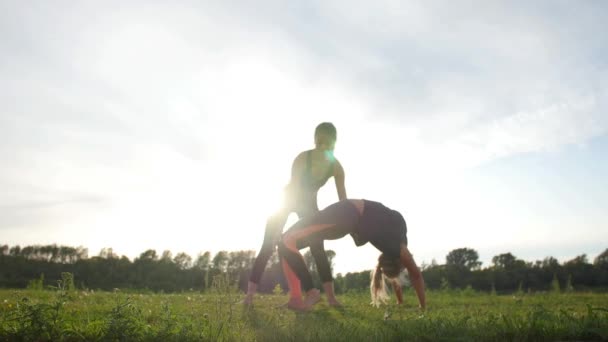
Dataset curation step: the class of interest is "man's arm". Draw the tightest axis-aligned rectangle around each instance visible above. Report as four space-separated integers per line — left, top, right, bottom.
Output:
333 160 347 200
400 243 426 310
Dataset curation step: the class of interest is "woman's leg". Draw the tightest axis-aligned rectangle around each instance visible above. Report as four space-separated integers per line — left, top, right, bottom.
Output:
279 224 335 292
278 200 359 310
309 240 332 284
309 240 341 306
279 223 334 310
249 210 290 284
244 209 290 304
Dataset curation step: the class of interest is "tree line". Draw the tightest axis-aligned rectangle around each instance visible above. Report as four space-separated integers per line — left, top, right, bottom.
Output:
1 244 607 294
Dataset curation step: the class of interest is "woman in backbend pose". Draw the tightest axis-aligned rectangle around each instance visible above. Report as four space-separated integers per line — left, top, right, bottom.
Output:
243 122 347 306
277 199 426 312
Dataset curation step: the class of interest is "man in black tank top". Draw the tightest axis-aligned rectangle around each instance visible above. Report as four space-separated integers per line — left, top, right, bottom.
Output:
243 123 348 306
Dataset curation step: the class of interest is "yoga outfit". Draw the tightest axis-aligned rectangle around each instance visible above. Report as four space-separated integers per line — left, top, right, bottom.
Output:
278 199 407 291
249 150 335 284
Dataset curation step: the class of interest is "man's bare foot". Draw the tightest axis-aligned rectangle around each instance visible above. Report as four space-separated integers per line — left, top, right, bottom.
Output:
286 298 311 312
304 289 321 307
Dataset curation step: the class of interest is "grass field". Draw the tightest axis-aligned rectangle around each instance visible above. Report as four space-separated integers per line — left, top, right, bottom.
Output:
1 279 607 341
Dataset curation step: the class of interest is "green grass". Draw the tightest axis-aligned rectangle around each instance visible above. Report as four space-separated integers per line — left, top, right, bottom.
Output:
1 285 607 341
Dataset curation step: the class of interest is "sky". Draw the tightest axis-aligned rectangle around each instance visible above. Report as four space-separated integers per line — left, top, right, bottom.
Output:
1 1 607 274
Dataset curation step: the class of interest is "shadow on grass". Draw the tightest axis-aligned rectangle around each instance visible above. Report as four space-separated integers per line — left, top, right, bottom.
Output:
240 300 348 341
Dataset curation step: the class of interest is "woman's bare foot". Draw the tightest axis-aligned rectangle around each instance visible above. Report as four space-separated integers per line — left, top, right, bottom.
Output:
327 298 342 307
241 295 253 306
241 281 257 306
322 282 341 307
286 298 311 312
304 288 321 307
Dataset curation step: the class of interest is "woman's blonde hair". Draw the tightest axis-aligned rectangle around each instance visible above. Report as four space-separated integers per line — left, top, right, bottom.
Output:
370 253 402 307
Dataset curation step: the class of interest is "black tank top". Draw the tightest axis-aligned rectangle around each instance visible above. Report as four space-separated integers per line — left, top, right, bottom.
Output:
301 150 334 190
287 150 335 216
352 200 408 258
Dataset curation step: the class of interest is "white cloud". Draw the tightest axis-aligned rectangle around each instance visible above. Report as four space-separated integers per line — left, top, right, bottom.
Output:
1 2 607 269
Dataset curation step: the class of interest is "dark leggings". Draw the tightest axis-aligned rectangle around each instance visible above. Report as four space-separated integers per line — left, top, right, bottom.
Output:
278 200 360 291
249 207 335 285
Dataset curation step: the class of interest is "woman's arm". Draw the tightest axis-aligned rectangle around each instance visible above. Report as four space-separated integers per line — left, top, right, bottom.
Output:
333 160 347 200
391 279 403 304
400 243 426 310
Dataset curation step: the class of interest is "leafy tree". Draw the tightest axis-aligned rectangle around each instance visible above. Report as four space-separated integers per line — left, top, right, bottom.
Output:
194 252 211 270
492 253 525 270
9 245 21 256
594 248 608 266
50 245 61 262
564 254 595 289
138 249 158 261
160 250 173 263
541 256 560 269
446 248 482 270
565 254 589 266
2 243 608 294
21 246 34 259
173 252 193 270
212 251 229 272
99 248 117 259
227 251 255 273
